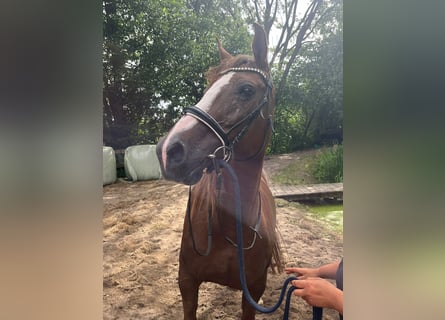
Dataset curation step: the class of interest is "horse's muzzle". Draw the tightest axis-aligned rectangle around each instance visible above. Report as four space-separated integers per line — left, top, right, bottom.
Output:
156 135 207 185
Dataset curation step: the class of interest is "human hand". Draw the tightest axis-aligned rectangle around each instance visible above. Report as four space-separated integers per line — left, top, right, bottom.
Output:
284 267 319 279
291 277 343 314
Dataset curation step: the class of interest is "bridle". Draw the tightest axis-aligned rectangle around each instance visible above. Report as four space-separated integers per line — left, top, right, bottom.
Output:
184 67 273 253
184 66 273 256
182 66 273 163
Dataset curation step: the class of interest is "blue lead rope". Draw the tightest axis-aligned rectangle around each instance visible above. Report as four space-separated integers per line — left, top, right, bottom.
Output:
217 159 323 320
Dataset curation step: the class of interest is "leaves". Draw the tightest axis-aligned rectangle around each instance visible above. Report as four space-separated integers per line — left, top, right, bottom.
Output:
103 0 250 149
103 0 343 153
269 0 343 152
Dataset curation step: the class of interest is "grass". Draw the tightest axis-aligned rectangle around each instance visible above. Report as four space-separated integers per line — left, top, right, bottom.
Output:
271 147 343 233
276 197 343 233
305 203 343 233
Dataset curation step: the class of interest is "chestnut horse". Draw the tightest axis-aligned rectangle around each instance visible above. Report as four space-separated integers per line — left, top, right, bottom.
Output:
156 23 283 320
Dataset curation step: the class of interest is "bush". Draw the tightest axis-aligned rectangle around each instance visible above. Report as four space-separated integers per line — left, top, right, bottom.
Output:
312 145 343 183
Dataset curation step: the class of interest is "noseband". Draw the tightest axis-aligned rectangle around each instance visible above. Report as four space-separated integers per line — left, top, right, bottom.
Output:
182 67 273 162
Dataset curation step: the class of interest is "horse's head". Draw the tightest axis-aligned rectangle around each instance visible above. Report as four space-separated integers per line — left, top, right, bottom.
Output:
156 23 275 185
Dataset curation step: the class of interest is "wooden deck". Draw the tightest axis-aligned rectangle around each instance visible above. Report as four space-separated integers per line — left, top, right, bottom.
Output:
269 183 343 201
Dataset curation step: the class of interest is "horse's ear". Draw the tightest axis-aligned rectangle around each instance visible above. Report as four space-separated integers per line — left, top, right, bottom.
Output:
252 23 269 71
216 38 232 62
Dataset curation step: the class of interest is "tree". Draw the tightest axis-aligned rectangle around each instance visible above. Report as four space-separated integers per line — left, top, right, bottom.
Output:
272 25 343 151
241 0 343 152
103 0 343 153
103 0 250 149
241 0 335 100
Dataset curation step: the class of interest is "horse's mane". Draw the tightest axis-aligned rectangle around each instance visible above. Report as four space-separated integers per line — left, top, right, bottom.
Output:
190 173 218 215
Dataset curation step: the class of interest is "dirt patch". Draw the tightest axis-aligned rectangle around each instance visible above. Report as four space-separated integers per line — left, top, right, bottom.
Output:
263 148 327 185
103 153 343 319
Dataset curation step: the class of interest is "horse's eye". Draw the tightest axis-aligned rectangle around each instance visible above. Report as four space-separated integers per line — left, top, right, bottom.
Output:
238 84 255 100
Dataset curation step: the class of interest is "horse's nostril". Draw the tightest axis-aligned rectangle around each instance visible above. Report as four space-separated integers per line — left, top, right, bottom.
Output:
167 141 186 166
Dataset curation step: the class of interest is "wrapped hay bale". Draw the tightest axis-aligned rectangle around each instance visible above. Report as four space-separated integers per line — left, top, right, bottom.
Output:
103 146 117 185
124 145 161 181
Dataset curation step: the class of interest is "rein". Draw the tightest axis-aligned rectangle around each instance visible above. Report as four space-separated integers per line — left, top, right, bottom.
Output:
217 159 323 320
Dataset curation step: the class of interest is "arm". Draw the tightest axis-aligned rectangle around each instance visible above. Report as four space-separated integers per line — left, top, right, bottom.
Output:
315 260 340 279
285 259 341 280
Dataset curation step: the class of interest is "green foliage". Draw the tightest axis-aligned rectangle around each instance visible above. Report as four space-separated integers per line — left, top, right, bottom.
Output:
103 0 343 152
103 0 250 149
269 0 343 154
312 144 343 183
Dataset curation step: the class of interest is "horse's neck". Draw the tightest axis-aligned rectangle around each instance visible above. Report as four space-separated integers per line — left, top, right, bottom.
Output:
192 157 265 222
220 159 264 218
232 159 263 192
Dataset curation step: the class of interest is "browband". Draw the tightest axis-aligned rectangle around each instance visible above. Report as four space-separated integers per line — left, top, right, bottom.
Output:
219 67 271 87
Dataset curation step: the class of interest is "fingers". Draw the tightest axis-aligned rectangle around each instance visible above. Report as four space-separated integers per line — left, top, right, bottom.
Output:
284 267 304 275
291 277 341 311
291 279 305 288
291 278 325 292
291 279 307 300
285 267 318 278
291 279 326 307
284 267 297 274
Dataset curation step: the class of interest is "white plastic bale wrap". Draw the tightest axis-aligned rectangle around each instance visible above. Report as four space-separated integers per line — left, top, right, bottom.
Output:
124 145 161 181
103 146 117 185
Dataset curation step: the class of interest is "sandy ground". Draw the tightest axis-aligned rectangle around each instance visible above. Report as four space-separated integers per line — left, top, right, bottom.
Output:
103 152 343 319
